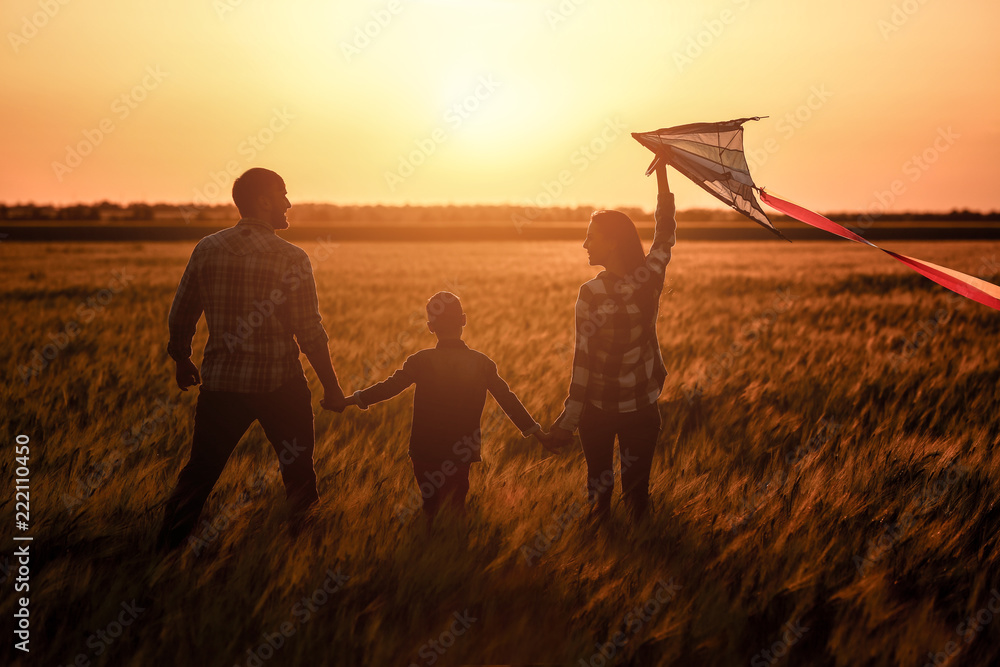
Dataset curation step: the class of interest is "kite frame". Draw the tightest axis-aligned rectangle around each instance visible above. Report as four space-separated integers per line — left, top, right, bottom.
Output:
633 116 788 241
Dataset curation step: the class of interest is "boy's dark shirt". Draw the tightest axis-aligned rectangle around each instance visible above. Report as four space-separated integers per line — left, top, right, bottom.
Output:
354 339 540 463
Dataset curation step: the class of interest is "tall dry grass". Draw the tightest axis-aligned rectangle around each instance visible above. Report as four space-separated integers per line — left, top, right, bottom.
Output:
1 239 999 666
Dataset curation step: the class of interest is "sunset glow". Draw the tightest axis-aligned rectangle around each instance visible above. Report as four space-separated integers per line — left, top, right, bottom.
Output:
2 0 998 212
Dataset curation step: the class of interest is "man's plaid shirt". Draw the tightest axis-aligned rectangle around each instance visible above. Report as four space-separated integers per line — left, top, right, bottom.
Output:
167 218 330 393
555 193 677 431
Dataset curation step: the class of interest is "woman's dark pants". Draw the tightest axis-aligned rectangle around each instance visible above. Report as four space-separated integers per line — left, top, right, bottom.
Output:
578 402 661 521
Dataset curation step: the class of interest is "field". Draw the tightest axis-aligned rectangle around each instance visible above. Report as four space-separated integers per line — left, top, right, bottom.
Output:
2 238 1000 666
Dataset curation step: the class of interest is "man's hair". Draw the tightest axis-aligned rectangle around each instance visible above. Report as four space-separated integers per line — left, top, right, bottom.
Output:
426 291 464 330
232 168 284 217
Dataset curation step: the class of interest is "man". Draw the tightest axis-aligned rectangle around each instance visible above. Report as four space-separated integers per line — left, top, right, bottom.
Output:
157 167 346 552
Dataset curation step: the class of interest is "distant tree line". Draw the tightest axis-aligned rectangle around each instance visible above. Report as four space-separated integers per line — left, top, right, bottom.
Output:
1 202 997 224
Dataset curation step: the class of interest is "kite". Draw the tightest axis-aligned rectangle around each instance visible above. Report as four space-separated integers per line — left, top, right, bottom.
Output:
632 117 1000 312
633 117 785 240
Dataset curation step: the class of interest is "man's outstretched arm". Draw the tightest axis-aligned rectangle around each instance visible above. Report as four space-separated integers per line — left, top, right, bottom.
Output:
287 253 346 410
305 345 346 410
167 249 204 390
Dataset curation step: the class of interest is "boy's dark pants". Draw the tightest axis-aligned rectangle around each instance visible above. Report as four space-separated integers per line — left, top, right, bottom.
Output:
578 402 661 520
157 376 319 550
410 456 472 519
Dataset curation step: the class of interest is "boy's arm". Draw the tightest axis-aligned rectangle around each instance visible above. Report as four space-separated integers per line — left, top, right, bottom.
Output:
485 361 541 437
352 355 418 409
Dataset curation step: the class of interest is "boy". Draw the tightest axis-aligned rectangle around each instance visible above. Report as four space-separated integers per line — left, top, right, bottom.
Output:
342 291 554 520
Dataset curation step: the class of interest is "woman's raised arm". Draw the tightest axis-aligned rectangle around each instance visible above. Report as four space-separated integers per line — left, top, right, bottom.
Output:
656 162 670 194
647 164 677 270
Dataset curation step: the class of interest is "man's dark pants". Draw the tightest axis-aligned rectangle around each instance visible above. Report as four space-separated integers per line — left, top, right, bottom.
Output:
157 375 319 551
578 401 661 521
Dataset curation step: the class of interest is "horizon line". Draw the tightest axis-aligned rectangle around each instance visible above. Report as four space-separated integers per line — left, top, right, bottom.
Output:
3 201 999 218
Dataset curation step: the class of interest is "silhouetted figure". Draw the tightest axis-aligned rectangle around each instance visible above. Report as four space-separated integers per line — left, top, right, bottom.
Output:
157 168 347 552
550 164 677 522
345 292 556 523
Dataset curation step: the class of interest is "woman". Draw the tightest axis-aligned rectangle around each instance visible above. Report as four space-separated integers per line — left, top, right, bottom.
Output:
550 163 676 521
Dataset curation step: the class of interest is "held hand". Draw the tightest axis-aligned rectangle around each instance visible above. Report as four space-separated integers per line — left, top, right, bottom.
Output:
535 430 569 455
548 426 575 450
321 391 353 413
319 383 358 412
175 358 201 391
549 425 573 440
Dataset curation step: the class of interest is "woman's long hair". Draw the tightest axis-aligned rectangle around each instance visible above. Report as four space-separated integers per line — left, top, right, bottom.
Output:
590 210 645 274
590 209 660 327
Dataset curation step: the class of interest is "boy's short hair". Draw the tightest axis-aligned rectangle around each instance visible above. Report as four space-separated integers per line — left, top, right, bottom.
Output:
426 291 464 328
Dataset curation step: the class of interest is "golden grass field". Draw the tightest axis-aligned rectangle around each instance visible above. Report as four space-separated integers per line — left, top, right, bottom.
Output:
2 238 1000 666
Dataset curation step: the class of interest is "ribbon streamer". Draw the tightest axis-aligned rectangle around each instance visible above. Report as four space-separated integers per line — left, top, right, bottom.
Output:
759 189 1000 312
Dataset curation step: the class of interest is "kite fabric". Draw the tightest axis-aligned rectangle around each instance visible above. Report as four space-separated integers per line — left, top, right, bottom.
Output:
760 190 1000 311
631 117 787 240
633 117 1000 313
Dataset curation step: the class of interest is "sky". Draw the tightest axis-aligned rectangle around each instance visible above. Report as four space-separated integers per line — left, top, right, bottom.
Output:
2 0 998 212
